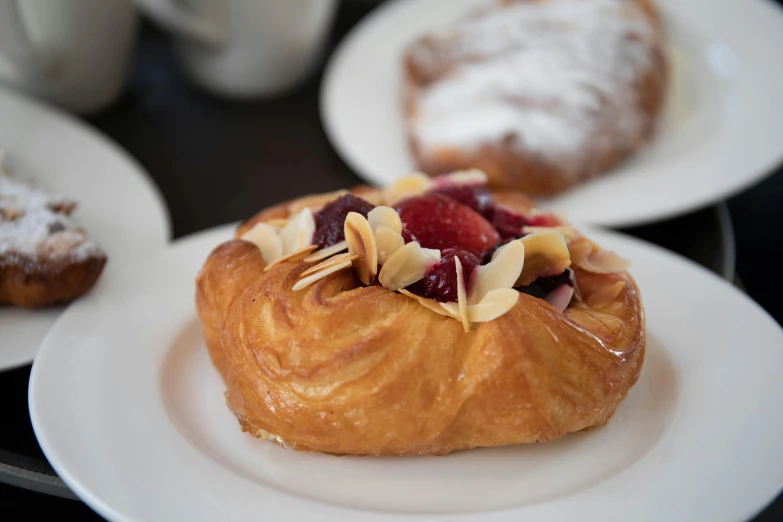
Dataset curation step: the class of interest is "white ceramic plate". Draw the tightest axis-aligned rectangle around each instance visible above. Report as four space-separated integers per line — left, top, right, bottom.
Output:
0 87 171 371
321 0 783 227
29 224 783 522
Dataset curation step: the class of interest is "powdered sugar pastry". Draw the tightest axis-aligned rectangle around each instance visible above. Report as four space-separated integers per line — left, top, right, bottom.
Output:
407 0 659 176
0 173 102 264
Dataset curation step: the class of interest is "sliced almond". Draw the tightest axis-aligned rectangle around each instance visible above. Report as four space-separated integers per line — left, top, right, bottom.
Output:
378 241 440 291
468 240 525 305
577 250 631 274
568 237 595 265
292 260 352 291
523 226 579 241
545 284 575 313
375 226 405 264
279 208 315 255
517 232 571 286
434 169 488 187
367 206 402 234
300 252 358 277
287 189 348 214
399 289 453 317
383 173 432 206
587 281 626 307
345 212 378 285
303 240 348 263
241 223 283 264
263 245 317 272
266 218 289 229
454 257 470 332
466 288 519 322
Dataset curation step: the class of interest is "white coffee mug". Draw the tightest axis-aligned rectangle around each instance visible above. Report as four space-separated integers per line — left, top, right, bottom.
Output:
0 0 138 114
135 0 338 98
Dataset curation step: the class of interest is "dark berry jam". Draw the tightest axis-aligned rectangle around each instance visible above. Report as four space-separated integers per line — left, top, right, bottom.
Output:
406 248 480 302
517 269 574 299
313 194 375 248
491 207 530 239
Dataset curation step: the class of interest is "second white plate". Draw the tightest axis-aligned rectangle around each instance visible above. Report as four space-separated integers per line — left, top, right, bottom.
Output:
321 0 783 227
0 87 171 371
29 224 783 521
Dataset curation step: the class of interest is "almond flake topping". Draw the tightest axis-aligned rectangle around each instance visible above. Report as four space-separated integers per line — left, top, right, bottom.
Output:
303 240 348 263
433 169 488 187
292 259 353 291
378 241 440 291
399 289 453 317
300 252 358 277
468 239 524 305
242 223 283 264
517 231 571 286
264 245 318 272
345 212 378 285
454 257 470 332
266 218 289 229
523 226 578 241
383 174 432 206
463 288 519 322
279 207 315 256
375 226 405 265
568 237 594 265
576 250 631 274
367 206 402 234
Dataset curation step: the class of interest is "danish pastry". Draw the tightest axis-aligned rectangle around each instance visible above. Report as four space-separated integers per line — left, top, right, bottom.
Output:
403 0 667 196
196 171 645 455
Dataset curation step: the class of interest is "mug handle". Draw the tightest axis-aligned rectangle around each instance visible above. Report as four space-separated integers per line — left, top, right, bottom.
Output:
134 0 225 46
0 0 53 75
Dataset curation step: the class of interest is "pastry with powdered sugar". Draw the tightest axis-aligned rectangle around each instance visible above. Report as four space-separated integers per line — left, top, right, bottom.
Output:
403 0 667 196
0 156 106 308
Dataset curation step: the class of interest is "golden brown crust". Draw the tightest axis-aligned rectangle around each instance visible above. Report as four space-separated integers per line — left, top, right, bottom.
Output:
0 255 107 308
196 188 645 455
403 0 668 196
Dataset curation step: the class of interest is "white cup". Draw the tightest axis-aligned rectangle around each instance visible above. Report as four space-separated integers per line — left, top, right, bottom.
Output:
0 0 138 114
135 0 338 98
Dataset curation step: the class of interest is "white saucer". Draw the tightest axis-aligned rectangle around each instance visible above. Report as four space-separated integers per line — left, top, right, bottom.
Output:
0 87 171 371
321 0 783 227
29 224 783 521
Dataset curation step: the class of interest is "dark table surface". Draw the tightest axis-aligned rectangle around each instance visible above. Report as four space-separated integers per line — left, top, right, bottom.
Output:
2 0 783 519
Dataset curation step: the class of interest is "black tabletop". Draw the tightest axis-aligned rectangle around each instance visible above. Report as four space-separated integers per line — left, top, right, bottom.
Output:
2 0 783 519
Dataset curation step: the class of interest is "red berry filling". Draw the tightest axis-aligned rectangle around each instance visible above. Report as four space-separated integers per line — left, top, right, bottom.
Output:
406 249 480 302
491 206 561 239
396 194 500 258
313 194 375 248
428 184 494 218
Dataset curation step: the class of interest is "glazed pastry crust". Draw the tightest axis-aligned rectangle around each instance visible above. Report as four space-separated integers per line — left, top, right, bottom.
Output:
403 0 667 196
196 188 645 455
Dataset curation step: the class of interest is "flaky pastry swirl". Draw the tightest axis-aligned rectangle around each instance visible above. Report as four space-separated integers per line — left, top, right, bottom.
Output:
196 187 645 455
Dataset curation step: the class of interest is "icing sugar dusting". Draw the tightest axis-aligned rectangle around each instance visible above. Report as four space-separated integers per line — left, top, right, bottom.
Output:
408 0 658 173
0 174 103 264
